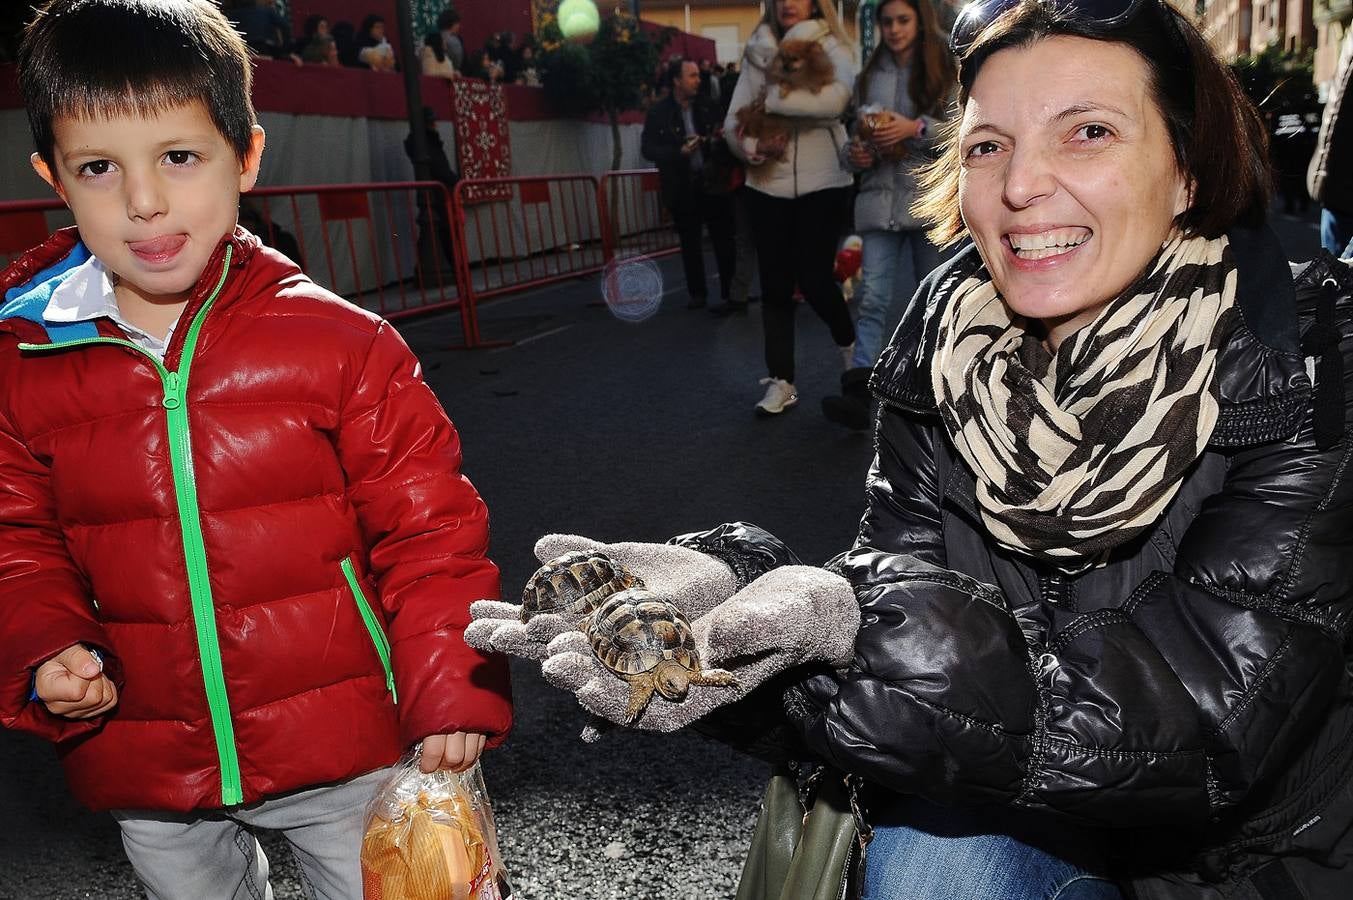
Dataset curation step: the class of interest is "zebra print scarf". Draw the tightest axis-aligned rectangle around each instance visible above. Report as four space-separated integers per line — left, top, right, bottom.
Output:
931 233 1238 565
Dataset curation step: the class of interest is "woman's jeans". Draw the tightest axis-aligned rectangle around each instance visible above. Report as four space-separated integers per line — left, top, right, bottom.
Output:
1320 207 1353 257
851 229 941 369
862 798 1123 900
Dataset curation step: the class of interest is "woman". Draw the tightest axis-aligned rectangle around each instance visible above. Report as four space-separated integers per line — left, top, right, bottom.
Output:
420 30 458 80
355 14 395 73
515 40 542 87
750 1 1351 895
480 0 1353 896
724 0 857 416
295 14 328 56
821 0 956 431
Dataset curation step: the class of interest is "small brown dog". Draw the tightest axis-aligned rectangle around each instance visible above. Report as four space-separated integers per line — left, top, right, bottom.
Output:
767 39 835 98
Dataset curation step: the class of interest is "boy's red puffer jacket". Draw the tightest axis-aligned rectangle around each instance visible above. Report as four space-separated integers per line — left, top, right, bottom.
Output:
0 228 511 812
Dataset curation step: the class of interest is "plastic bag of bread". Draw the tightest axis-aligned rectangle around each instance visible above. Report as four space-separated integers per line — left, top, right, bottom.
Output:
361 748 513 900
856 103 909 164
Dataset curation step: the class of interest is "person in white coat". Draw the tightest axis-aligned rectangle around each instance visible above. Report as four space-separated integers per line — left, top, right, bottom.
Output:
821 0 956 430
724 0 858 416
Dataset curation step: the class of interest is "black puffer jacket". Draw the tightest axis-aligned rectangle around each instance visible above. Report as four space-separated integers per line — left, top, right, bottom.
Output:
685 226 1353 897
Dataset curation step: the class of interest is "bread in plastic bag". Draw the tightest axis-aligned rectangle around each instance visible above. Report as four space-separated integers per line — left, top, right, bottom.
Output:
360 748 513 900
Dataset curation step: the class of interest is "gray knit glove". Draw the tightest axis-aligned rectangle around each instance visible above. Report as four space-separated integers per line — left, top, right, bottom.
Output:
464 534 739 660
542 564 859 739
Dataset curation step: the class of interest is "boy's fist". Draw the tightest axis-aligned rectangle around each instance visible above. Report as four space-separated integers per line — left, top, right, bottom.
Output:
419 732 486 773
35 644 118 719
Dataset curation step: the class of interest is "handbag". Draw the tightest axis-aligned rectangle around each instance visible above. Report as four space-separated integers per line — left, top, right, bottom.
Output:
735 765 874 900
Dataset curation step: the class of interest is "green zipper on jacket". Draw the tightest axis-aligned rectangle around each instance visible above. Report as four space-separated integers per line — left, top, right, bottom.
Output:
20 247 242 806
339 556 397 703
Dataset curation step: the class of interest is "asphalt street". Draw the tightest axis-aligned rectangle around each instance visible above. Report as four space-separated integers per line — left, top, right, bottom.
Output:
0 209 1324 900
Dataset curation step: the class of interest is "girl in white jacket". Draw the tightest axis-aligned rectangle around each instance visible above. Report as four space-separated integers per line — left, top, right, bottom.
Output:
724 0 858 416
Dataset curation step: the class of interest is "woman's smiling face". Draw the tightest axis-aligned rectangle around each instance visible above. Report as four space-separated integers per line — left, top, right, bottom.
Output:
957 36 1191 348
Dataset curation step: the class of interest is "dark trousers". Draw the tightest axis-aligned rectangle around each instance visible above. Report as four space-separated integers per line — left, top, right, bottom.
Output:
415 185 456 274
745 186 854 382
671 187 736 301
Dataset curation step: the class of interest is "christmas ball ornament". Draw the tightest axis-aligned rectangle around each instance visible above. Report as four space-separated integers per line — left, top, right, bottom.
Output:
559 0 600 43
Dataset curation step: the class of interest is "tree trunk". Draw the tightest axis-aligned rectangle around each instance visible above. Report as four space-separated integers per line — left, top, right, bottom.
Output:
609 108 623 170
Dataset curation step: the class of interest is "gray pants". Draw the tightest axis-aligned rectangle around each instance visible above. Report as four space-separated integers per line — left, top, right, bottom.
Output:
113 768 391 900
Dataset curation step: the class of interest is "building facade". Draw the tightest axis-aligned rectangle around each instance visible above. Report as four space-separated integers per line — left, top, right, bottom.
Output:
639 0 865 63
1194 0 1321 57
1315 0 1352 92
1202 0 1254 59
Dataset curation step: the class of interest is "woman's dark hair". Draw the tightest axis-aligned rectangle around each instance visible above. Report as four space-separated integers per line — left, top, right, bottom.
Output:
359 14 385 40
437 8 461 30
857 0 957 117
19 0 257 170
424 30 446 63
302 15 327 41
914 0 1271 245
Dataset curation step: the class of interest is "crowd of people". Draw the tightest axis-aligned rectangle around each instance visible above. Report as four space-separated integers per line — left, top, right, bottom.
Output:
220 2 542 85
642 0 959 424
644 0 1353 428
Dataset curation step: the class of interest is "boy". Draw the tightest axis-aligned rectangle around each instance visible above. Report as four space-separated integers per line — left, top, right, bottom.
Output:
0 1 512 897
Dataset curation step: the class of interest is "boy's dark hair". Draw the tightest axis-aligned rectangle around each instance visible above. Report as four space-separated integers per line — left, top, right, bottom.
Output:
19 0 257 172
916 0 1271 244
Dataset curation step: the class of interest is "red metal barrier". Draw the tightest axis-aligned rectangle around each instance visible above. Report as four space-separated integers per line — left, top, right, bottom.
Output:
246 182 481 342
0 199 71 268
2 170 682 347
451 175 606 310
0 182 492 347
598 169 681 260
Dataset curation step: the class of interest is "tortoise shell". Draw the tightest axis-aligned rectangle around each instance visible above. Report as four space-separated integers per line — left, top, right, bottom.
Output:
520 550 642 623
585 588 701 677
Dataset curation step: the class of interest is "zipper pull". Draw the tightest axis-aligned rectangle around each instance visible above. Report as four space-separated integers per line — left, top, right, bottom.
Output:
162 371 182 410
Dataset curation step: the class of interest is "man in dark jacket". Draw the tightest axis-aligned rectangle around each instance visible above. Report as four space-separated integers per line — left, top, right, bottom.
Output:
404 106 460 277
642 58 739 312
1309 29 1353 255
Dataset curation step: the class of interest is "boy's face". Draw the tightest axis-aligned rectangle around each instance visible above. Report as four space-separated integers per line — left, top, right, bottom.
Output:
31 100 265 307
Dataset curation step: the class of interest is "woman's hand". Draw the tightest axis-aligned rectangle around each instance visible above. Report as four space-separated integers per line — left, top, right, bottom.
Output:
419 731 486 773
871 111 918 147
540 565 859 738
847 140 875 169
756 133 788 159
464 534 741 660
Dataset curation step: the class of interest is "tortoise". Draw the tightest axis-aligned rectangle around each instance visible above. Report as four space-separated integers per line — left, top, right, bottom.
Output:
520 550 643 624
585 588 737 723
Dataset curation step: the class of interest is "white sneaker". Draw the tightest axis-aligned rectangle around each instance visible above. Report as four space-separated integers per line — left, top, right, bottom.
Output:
840 342 855 369
755 377 798 416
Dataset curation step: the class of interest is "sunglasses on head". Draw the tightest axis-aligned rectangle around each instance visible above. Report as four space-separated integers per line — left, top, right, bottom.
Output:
949 0 1150 56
